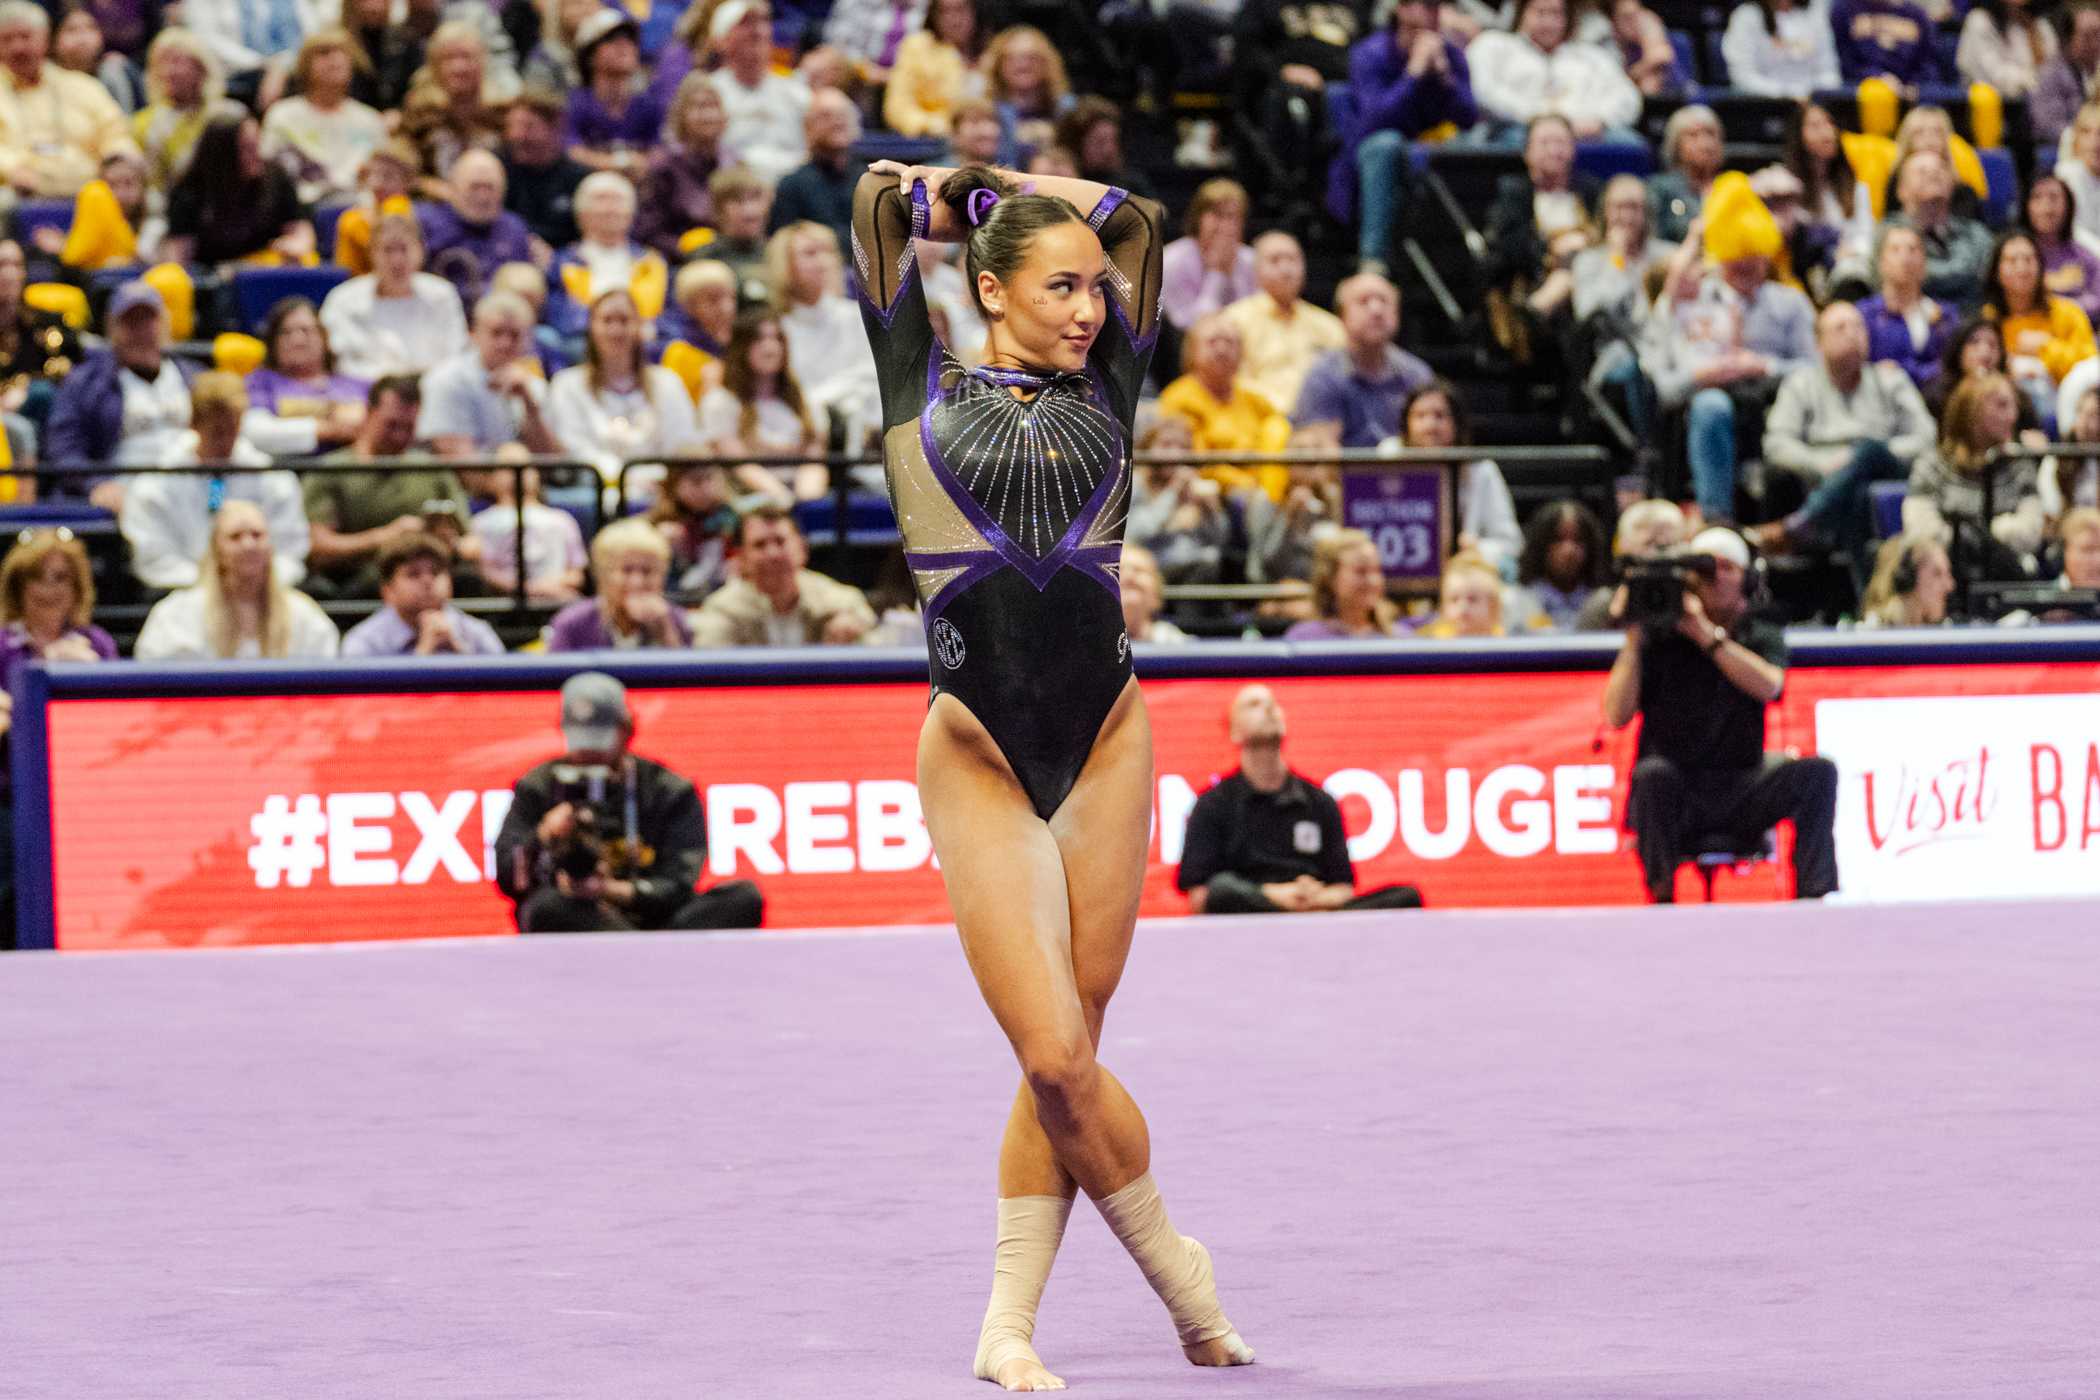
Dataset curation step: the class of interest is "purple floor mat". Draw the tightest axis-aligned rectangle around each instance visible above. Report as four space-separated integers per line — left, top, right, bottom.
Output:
5 900 2099 1400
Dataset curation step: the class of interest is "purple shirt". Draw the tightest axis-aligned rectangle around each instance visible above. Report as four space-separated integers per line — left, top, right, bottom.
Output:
1290 345 1436 445
1 622 118 691
1832 0 1938 85
545 598 693 651
417 202 536 305
339 604 505 657
2041 238 2100 327
1161 237 1257 332
1856 293 1957 390
244 367 370 420
1283 618 1395 641
565 85 668 154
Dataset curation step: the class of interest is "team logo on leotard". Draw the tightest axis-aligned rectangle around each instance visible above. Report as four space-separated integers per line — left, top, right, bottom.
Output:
933 618 966 669
1116 631 1129 663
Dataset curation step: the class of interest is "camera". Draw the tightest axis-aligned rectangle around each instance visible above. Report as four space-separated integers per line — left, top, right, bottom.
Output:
548 762 615 880
1621 552 1717 632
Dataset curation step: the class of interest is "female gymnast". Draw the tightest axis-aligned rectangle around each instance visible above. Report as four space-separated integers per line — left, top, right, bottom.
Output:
853 160 1255 1390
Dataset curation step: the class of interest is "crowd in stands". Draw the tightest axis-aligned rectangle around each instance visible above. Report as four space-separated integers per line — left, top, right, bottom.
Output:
1 0 2098 699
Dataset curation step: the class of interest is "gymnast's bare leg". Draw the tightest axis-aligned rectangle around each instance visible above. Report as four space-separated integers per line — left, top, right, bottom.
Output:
919 676 1254 1389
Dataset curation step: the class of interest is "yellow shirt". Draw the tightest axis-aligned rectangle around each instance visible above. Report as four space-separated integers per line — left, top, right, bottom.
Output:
1156 374 1293 501
882 32 971 138
1994 298 2098 384
0 64 139 198
1219 293 1346 418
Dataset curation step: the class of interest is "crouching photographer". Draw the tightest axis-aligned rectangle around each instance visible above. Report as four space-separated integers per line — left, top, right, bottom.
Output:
1603 527 1839 902
494 672 764 933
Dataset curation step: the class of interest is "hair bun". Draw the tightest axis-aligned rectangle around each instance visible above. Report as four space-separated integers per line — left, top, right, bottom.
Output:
938 165 1018 225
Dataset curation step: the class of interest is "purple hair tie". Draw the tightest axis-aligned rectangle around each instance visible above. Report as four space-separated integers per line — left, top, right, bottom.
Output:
966 187 1001 227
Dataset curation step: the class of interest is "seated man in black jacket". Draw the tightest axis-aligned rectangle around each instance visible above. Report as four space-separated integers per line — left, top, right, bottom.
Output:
1603 527 1839 902
1177 684 1422 915
494 671 764 932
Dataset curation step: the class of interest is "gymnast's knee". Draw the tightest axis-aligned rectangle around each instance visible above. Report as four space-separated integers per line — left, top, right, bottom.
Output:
1021 1034 1099 1124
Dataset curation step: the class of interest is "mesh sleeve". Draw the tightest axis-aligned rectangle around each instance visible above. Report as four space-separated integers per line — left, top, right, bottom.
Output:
1086 190 1166 429
851 171 936 431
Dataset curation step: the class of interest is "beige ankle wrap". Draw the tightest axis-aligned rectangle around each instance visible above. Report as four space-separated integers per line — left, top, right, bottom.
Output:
1093 1171 1245 1352
973 1193 1074 1383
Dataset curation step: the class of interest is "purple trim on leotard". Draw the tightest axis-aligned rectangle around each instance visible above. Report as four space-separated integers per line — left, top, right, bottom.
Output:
1088 188 1128 230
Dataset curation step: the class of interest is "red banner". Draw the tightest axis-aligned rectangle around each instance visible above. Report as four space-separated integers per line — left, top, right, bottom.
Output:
41 661 2100 950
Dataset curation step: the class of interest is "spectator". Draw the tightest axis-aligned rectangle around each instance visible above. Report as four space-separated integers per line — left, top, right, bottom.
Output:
1482 113 1598 363
1785 101 1872 251
981 24 1070 149
1220 232 1344 424
1982 230 2100 410
179 0 325 94
1243 463 1338 588
1754 300 1935 575
648 462 739 600
708 1 808 185
1161 178 1256 336
1573 176 1673 427
322 214 472 382
1053 95 1151 200
546 288 701 490
2053 504 2100 584
400 20 505 185
133 501 340 659
1888 106 1989 220
1604 526 1839 903
1292 273 1433 450
545 171 670 340
1176 683 1421 915
1157 313 1292 502
1415 551 1507 637
260 28 386 205
121 372 309 589
473 458 586 602
659 259 739 392
521 0 598 93
44 280 192 505
1574 497 1691 627
1283 528 1397 640
1129 413 1233 585
339 0 422 114
131 27 218 190
945 94 1007 169
0 238 80 432
1856 531 1955 626
1959 0 2057 98
768 88 865 253
501 86 589 251
305 375 474 595
1905 372 2046 574
35 145 151 272
1646 177 1818 522
161 106 314 267
419 290 563 458
547 515 692 649
51 6 139 112
419 148 535 306
1648 106 1723 247
1506 500 1613 631
1722 0 1843 99
698 309 825 503
2025 175 2100 329
332 138 421 275
697 164 776 308
1929 315 2042 432
1332 0 1474 277
690 501 875 645
0 527 116 679
769 220 880 449
1390 381 1516 575
2046 386 2100 516
883 0 984 137
1467 0 1642 144
339 529 504 655
1856 223 1958 391
245 298 369 453
636 74 728 259
819 0 923 82
1613 0 1685 96
564 10 661 179
2034 1 2100 150
1833 0 1937 88
1119 541 1191 644
0 0 138 199
492 671 764 932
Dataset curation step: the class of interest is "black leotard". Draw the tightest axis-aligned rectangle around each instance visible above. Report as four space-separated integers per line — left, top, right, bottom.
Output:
853 174 1165 820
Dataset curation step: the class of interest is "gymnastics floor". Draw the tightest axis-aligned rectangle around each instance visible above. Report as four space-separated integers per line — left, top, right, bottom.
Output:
5 900 2097 1400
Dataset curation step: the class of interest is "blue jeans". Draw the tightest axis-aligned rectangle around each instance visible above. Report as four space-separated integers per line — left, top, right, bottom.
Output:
1789 440 1907 580
1687 387 1737 519
1356 128 1412 263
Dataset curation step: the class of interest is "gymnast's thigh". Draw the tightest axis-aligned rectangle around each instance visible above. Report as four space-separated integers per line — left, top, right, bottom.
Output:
918 693 1089 1057
1048 676 1152 1030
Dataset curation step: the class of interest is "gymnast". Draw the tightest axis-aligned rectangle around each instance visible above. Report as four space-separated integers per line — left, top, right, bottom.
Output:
852 159 1255 1391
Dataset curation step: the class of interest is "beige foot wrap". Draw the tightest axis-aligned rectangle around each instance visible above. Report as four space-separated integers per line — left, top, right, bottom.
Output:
973 1194 1073 1387
1094 1172 1251 1359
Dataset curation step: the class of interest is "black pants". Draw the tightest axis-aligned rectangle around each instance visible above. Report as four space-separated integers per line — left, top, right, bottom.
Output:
1627 753 1839 902
1201 872 1423 915
515 880 765 933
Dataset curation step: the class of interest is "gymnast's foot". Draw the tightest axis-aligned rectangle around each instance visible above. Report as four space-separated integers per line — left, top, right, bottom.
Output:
1175 1238 1256 1368
975 1341 1065 1391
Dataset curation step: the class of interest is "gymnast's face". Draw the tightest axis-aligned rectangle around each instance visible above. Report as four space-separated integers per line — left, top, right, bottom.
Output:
979 219 1107 375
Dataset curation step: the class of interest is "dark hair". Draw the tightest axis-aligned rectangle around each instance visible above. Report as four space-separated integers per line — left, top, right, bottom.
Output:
721 308 816 446
1400 376 1473 447
1939 313 2005 384
368 372 423 409
508 85 567 127
1052 95 1120 165
260 297 332 372
923 0 981 57
2025 171 2077 244
1517 499 1611 588
173 107 263 217
376 529 451 581
1783 100 1858 217
938 166 1085 316
735 498 798 546
1982 229 2045 318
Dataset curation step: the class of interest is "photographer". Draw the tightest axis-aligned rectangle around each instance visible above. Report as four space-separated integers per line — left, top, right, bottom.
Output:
1602 528 1839 903
494 672 764 933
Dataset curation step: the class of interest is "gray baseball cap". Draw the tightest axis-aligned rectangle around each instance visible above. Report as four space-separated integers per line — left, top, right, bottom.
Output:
560 672 631 752
108 280 165 321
